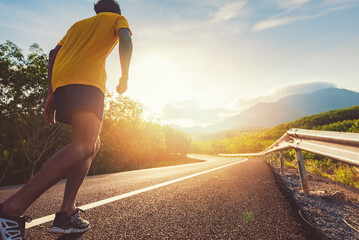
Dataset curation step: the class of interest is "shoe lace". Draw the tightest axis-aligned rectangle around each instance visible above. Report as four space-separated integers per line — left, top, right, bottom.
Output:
70 208 85 220
70 208 87 225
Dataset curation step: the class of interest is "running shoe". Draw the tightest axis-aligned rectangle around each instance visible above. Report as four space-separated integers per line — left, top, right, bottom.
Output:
49 208 89 234
0 203 32 240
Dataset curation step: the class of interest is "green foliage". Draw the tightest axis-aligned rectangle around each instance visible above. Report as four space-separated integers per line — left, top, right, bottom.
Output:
280 106 359 130
301 154 359 188
1 41 68 183
91 94 193 175
164 126 191 156
314 119 359 132
334 165 359 188
348 120 359 133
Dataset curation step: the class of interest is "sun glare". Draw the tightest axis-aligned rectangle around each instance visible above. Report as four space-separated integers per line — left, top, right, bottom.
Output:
129 53 190 112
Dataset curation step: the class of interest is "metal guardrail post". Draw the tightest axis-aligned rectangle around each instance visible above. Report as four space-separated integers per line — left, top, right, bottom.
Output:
280 150 284 175
295 150 310 194
275 152 278 167
272 152 274 165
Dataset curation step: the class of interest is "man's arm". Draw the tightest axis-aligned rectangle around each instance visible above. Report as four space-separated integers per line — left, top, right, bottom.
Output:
47 45 62 95
117 28 133 94
44 45 61 125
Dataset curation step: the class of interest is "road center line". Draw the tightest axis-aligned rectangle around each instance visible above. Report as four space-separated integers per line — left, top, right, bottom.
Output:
26 159 247 229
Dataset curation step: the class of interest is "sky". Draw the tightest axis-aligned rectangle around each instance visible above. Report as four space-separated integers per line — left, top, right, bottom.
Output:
1 0 359 127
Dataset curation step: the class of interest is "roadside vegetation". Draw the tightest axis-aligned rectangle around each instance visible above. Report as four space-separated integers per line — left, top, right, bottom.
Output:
192 106 359 188
0 41 192 186
1 41 358 189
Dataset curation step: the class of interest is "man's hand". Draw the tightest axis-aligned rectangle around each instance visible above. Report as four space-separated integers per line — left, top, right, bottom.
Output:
44 94 56 125
116 77 128 94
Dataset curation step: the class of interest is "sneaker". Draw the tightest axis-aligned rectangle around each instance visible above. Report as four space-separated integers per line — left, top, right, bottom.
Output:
49 208 90 234
0 203 32 240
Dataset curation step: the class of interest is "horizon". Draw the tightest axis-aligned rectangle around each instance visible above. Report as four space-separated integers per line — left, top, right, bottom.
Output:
1 0 359 127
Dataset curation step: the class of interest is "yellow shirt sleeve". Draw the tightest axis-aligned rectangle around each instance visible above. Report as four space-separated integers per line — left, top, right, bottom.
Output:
115 16 132 35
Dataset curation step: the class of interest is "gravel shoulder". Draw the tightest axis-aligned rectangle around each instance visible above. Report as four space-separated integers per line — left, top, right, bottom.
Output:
270 163 359 240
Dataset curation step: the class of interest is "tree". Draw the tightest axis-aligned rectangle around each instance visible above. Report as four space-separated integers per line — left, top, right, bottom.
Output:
92 93 145 174
0 41 67 182
164 126 192 156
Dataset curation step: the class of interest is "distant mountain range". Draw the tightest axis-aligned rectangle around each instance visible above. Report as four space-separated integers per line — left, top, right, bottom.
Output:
185 88 359 133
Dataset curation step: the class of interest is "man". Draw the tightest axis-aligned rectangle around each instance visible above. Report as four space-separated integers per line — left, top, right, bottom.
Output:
0 0 133 238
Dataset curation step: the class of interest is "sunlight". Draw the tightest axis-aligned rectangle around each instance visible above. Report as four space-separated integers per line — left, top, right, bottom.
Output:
129 52 190 112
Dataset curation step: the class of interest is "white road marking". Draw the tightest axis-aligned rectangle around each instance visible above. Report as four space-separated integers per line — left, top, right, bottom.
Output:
26 159 247 229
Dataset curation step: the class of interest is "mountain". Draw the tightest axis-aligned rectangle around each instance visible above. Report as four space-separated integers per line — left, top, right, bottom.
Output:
202 88 359 132
277 88 359 114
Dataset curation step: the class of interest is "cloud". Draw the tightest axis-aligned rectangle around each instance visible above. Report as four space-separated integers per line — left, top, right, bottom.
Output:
0 22 58 38
162 98 233 126
272 0 311 9
253 0 358 31
211 1 248 22
0 1 89 48
252 14 317 31
349 86 359 93
0 3 53 35
253 17 294 31
320 0 359 7
236 82 337 109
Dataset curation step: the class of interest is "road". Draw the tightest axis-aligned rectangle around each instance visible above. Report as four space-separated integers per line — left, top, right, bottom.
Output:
0 155 316 239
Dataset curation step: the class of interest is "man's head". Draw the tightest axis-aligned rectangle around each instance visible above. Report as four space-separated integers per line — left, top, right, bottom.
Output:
94 0 121 15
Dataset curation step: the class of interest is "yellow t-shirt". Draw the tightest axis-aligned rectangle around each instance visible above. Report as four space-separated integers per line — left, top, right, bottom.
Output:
52 12 131 94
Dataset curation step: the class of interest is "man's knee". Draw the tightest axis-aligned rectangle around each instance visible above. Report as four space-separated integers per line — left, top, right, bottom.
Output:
72 142 96 160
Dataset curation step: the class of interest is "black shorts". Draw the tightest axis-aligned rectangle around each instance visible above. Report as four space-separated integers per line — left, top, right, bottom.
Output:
54 84 105 125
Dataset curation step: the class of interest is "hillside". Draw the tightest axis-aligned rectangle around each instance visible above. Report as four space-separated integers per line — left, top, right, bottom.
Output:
192 105 359 154
203 88 359 132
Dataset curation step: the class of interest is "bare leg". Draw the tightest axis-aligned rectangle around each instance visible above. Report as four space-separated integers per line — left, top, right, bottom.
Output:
2 111 101 216
59 137 101 216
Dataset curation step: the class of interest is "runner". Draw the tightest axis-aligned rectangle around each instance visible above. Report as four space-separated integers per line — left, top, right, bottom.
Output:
0 0 132 238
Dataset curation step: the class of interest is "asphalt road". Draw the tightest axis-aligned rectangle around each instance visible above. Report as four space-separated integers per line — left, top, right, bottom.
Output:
0 155 315 239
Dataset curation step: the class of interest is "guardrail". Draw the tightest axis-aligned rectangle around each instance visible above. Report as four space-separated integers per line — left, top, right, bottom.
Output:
219 128 359 194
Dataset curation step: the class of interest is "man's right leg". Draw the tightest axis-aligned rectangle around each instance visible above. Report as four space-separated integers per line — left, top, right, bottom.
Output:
59 137 101 217
1 110 102 217
48 137 101 234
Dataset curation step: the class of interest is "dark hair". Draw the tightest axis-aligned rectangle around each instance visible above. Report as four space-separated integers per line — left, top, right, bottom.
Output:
94 0 121 14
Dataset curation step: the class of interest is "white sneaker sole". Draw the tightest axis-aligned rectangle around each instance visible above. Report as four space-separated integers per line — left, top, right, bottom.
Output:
49 226 90 234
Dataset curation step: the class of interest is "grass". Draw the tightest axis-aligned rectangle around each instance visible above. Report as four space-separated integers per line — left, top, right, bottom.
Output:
282 153 359 189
